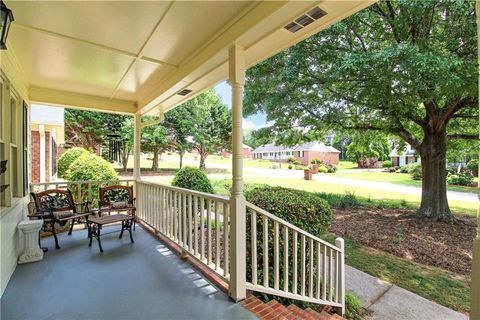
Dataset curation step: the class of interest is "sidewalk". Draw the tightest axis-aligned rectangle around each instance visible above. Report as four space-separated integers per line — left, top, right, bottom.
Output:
346 266 468 320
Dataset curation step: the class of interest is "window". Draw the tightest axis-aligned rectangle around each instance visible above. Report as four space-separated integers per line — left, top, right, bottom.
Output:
10 97 16 143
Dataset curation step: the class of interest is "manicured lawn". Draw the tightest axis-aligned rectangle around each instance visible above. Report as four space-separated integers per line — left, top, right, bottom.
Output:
334 171 480 194
336 161 358 170
322 234 471 313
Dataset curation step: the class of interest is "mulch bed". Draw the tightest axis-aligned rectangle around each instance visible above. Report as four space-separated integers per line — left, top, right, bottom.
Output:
330 208 477 276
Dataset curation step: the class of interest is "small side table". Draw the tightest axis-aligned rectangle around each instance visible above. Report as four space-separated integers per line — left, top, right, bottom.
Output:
87 214 135 253
18 220 44 264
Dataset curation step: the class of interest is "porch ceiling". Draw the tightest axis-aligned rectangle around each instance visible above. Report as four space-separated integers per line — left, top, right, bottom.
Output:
5 0 374 115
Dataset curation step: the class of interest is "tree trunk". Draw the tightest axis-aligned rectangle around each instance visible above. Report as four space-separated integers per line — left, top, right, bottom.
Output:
199 153 206 171
179 151 184 169
417 130 455 222
152 151 159 172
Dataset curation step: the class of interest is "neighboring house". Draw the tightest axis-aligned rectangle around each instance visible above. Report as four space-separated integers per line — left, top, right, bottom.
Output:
220 144 252 159
389 144 419 167
252 142 340 166
30 105 65 183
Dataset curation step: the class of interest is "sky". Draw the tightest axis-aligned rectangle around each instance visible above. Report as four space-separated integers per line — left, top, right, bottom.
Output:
214 81 268 131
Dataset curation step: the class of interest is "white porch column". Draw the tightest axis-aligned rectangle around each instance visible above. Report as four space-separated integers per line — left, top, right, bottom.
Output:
133 112 141 180
471 2 480 319
228 44 246 302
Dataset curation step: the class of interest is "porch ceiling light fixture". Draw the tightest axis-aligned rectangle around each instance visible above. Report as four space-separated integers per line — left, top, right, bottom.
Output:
0 0 14 50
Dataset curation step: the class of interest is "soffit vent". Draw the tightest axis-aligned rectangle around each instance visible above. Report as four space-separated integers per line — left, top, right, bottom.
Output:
177 89 192 96
284 7 327 33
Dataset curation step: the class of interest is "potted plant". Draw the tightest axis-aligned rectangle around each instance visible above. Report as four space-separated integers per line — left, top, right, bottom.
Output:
304 165 313 180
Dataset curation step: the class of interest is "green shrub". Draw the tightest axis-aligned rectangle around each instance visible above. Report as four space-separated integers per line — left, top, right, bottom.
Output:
294 165 304 170
447 173 473 186
245 186 332 236
382 160 392 168
317 192 361 209
172 166 214 194
310 158 323 165
288 165 293 170
407 163 422 180
65 153 118 202
318 165 328 173
57 147 89 178
345 291 363 320
467 159 478 176
327 164 337 173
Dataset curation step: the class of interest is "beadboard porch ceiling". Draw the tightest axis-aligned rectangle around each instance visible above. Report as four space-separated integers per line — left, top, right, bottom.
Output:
5 0 374 115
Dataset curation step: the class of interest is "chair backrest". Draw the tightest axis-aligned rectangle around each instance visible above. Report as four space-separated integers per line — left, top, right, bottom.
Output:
31 189 75 213
99 185 134 208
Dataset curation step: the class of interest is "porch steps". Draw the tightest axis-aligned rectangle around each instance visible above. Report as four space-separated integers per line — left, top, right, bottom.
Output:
241 295 343 320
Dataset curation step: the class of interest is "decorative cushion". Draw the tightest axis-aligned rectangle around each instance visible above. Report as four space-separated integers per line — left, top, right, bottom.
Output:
53 211 75 220
110 201 128 209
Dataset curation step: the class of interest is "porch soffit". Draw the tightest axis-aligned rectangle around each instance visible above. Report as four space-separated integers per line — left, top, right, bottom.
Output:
4 0 375 115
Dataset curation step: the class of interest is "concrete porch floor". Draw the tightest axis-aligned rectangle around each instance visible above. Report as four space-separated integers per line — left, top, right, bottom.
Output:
0 225 256 320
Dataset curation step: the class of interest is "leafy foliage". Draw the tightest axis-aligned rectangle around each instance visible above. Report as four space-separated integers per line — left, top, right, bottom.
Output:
447 173 473 186
57 147 89 178
141 119 170 171
244 0 478 220
345 291 363 320
164 107 194 168
467 159 478 176
172 167 214 194
408 163 422 180
245 186 332 235
382 160 393 168
65 153 118 201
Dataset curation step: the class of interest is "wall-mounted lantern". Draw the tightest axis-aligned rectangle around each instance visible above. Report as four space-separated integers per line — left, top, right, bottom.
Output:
1 1 14 50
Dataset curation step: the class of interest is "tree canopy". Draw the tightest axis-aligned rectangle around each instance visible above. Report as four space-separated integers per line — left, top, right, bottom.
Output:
244 0 479 221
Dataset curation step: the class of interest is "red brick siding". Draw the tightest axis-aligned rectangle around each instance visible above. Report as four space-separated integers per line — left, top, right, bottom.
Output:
45 132 50 182
31 131 40 183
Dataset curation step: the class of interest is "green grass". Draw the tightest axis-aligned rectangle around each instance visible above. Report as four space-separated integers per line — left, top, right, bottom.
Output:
322 234 471 313
334 171 480 194
337 161 358 170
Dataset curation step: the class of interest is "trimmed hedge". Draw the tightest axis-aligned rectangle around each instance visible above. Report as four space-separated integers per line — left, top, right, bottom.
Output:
172 167 214 194
382 160 392 168
245 186 332 236
57 147 89 178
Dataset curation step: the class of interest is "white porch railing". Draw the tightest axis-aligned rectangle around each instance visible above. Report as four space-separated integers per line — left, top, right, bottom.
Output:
30 179 345 312
30 179 135 203
245 202 345 311
136 181 231 281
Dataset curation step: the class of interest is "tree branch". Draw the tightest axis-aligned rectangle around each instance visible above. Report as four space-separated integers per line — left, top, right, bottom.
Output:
448 134 479 140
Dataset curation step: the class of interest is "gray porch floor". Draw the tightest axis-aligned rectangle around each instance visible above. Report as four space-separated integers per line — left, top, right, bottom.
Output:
1 225 255 320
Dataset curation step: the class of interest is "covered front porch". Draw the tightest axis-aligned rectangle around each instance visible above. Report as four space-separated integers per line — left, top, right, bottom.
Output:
1 224 254 320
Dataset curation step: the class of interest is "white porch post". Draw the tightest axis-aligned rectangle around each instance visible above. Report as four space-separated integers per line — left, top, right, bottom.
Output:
133 112 141 180
228 44 247 302
471 2 480 319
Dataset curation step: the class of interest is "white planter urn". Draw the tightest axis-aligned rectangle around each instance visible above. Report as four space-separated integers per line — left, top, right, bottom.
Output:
18 220 44 264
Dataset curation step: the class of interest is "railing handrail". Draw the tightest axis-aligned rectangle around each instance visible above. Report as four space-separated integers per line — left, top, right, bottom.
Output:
30 178 135 187
246 201 340 252
137 180 230 203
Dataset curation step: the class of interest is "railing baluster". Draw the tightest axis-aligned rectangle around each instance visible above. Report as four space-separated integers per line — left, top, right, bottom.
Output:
322 245 327 301
207 198 212 266
251 210 257 286
200 197 205 261
188 194 192 252
274 221 279 290
76 182 81 201
215 201 220 271
88 183 92 203
194 196 198 256
293 231 298 295
182 193 187 246
317 242 321 299
329 247 334 302
301 234 306 296
283 226 289 292
223 202 229 277
309 238 314 297
263 216 269 287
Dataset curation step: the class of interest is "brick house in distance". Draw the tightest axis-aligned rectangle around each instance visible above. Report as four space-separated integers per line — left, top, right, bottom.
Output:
30 105 65 183
220 144 252 159
389 144 419 167
252 141 340 166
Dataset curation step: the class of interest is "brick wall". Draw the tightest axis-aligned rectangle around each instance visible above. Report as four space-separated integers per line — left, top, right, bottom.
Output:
45 132 50 182
31 131 40 183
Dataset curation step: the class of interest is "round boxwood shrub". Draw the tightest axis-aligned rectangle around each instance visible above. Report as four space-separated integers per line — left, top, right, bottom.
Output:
172 167 214 194
382 160 392 168
57 147 89 178
408 162 422 180
65 153 118 202
447 173 473 186
245 186 332 236
318 165 328 173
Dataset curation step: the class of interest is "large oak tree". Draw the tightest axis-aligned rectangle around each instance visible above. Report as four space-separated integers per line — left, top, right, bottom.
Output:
244 0 478 222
